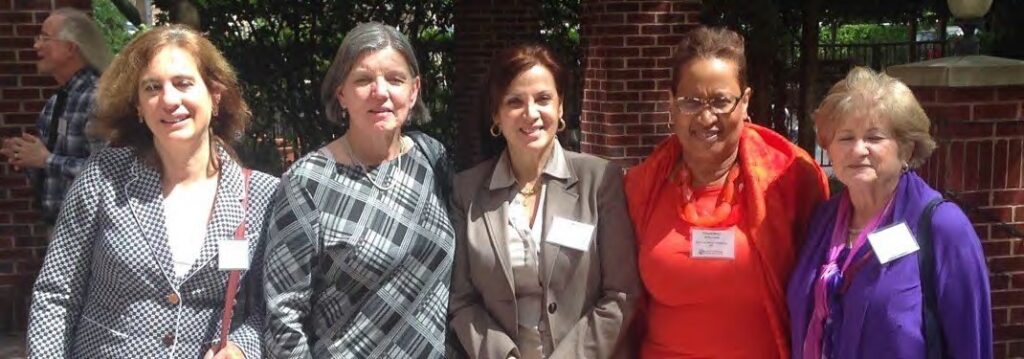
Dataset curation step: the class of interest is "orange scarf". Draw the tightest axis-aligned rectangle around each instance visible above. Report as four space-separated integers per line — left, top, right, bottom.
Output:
625 123 830 357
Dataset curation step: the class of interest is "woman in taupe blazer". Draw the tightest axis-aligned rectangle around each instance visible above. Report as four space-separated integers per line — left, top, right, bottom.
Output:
449 44 642 359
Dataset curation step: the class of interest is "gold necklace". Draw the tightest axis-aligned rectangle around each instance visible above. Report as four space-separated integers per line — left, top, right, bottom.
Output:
519 184 538 196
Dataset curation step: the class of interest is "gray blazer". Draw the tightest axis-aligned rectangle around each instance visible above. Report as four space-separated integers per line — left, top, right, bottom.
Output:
26 146 278 358
449 144 642 359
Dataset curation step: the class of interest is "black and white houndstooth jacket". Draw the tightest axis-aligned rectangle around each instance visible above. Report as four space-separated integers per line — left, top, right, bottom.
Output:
27 145 279 358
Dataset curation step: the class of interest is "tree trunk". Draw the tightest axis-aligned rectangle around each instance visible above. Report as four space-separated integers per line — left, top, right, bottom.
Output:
111 0 143 26
169 1 201 29
909 17 919 62
938 8 949 57
155 0 201 29
797 0 821 154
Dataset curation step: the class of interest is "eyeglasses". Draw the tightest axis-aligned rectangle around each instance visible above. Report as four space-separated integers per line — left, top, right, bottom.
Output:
674 95 743 115
34 35 59 43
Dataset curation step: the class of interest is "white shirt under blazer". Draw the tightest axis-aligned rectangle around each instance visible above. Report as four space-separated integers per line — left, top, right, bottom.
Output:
27 145 279 358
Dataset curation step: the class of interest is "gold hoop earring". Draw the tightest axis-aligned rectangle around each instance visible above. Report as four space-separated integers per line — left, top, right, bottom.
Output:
902 161 910 172
557 118 567 132
490 123 501 137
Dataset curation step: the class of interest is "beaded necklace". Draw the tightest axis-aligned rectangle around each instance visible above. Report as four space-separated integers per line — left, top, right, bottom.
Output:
674 164 742 227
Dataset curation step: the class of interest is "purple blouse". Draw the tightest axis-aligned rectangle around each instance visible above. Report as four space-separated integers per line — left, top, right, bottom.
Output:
787 172 992 359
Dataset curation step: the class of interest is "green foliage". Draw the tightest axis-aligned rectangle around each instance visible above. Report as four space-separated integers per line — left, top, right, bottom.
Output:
540 0 581 150
92 0 137 52
193 0 454 175
822 24 911 44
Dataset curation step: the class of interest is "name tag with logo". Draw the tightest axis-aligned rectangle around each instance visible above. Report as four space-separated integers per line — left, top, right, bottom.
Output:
691 227 736 259
218 239 250 270
546 217 595 251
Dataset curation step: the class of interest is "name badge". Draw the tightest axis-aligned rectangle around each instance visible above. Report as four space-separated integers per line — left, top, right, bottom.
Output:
691 227 735 259
218 239 250 270
867 222 919 265
57 118 67 136
546 217 596 251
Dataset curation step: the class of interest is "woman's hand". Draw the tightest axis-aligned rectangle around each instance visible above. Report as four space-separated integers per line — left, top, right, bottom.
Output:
203 341 245 359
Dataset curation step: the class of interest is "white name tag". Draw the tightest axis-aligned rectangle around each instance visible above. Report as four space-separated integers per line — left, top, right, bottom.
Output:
691 227 736 259
867 222 920 265
218 239 250 270
546 217 596 251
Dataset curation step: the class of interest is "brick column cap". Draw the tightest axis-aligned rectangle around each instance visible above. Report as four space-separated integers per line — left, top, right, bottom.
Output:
887 55 1024 87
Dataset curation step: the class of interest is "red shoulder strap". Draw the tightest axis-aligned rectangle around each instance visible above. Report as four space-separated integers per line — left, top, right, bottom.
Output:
217 167 251 353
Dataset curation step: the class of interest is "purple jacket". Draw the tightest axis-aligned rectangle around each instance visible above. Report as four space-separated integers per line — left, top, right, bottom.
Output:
787 172 992 359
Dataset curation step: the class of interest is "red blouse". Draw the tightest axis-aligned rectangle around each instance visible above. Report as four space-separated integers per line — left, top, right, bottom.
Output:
624 124 830 359
639 184 777 358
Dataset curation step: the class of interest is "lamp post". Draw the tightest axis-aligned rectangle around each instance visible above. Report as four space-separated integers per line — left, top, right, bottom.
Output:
947 0 993 55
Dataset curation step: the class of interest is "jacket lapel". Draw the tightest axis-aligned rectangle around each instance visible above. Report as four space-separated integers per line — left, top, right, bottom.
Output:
540 164 579 292
180 157 244 284
540 145 581 294
125 160 177 285
480 185 516 296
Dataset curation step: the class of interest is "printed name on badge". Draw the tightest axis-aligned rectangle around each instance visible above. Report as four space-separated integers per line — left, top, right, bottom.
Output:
691 227 736 259
546 217 596 251
218 239 250 270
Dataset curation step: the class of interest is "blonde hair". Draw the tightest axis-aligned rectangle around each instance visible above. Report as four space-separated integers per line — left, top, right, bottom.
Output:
814 67 936 168
95 25 250 165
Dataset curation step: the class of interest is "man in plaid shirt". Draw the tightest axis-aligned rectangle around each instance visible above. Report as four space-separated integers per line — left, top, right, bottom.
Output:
0 8 111 224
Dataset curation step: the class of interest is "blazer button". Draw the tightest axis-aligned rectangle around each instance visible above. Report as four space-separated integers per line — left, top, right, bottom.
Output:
547 302 557 314
163 332 175 347
166 293 180 306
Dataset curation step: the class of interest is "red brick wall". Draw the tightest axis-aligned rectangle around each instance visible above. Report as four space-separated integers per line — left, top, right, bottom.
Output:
0 0 90 331
578 0 701 167
913 85 1024 357
452 0 540 167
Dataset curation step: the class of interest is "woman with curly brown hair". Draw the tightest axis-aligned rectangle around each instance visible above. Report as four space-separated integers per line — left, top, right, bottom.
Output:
27 25 278 359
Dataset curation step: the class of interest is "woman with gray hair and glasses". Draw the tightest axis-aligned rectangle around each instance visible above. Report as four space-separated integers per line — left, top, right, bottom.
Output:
263 22 455 358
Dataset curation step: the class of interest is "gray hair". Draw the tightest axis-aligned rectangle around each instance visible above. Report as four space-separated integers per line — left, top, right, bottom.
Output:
52 8 113 72
319 22 430 126
814 66 936 168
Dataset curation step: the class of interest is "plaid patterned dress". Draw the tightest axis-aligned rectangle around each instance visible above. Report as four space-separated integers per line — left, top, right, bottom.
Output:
264 134 455 358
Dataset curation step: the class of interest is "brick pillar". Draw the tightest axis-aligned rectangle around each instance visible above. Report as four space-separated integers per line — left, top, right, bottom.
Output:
453 0 540 168
891 56 1024 357
578 0 701 166
0 0 90 331
915 85 1024 357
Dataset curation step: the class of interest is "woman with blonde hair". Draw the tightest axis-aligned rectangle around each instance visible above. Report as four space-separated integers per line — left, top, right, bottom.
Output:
787 67 991 359
27 25 277 358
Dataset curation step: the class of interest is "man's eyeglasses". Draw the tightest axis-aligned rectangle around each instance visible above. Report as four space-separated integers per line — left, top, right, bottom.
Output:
674 95 743 115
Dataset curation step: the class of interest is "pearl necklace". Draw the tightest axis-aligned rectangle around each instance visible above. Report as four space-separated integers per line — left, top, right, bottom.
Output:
342 136 406 191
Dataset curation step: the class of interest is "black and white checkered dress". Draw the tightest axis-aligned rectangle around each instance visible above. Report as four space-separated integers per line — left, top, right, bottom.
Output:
263 134 455 358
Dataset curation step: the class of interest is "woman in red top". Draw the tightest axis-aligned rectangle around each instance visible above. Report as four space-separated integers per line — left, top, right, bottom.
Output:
624 26 829 358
